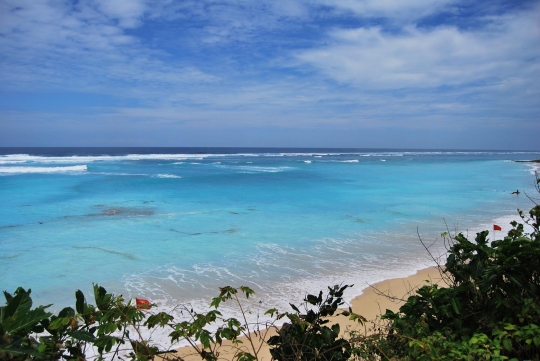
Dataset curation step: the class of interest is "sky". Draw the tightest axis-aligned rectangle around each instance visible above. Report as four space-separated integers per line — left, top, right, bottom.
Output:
0 0 539 149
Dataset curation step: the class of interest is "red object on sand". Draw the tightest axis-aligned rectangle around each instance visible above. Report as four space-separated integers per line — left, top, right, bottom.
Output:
136 298 151 309
493 224 502 231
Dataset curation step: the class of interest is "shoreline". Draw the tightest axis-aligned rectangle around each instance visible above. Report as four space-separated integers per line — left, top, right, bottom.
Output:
349 266 443 322
169 266 443 361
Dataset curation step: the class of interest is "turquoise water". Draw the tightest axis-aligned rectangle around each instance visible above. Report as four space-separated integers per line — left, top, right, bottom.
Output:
0 148 538 318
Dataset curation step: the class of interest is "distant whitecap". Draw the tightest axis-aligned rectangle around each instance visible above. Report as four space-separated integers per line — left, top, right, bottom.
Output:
154 174 182 178
0 165 87 174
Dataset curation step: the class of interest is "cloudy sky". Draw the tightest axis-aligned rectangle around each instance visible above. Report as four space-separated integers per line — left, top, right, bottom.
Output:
1 0 539 149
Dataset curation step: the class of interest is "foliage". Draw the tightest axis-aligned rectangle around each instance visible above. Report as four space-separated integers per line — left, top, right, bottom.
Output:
381 173 540 360
0 283 364 361
169 285 263 361
0 284 179 361
267 284 364 361
0 288 52 360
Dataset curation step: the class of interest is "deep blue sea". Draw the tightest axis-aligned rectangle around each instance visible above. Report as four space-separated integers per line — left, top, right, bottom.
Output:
1 148 539 325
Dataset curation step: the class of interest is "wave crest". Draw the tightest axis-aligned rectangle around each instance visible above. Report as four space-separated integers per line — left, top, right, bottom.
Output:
0 165 87 174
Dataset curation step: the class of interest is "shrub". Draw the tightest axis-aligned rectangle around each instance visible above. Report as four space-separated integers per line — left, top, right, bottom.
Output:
381 173 540 360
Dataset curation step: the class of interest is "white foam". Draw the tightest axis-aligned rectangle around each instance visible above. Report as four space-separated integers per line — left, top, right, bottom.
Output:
214 164 294 173
237 166 293 173
154 174 182 179
119 205 540 349
89 172 148 176
525 163 539 175
0 165 87 174
358 153 403 157
120 247 434 350
0 160 26 164
0 154 222 164
303 160 312 164
1 151 538 165
466 214 536 242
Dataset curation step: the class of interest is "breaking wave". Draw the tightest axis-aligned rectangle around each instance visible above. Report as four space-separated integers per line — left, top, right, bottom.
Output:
0 165 87 174
154 174 182 179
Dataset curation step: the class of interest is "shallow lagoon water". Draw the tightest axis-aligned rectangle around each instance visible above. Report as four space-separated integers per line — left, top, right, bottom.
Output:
1 148 538 322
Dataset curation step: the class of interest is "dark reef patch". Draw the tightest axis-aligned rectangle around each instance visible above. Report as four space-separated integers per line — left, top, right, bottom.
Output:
0 224 23 230
170 228 237 236
87 206 154 217
0 253 21 259
73 246 138 260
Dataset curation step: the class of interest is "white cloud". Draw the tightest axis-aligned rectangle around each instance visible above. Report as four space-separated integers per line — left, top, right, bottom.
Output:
314 0 457 20
295 5 540 90
93 0 148 28
0 0 216 93
0 0 538 147
270 0 309 18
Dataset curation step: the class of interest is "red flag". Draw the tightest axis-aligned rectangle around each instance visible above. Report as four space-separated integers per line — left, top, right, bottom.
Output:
136 298 151 310
493 224 502 231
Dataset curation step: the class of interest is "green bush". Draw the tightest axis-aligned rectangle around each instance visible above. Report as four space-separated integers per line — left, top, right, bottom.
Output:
0 284 176 360
267 284 363 361
381 174 540 360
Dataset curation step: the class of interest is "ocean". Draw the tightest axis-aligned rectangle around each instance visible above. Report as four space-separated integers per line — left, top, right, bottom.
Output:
1 148 538 343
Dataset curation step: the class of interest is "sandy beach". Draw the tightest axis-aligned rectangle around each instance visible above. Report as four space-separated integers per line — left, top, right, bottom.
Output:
168 266 444 361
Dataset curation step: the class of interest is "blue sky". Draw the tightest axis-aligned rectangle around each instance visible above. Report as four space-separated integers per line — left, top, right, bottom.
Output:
1 0 539 149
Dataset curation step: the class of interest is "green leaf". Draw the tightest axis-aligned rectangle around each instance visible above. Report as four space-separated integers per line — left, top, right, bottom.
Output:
450 298 460 315
2 288 33 321
239 286 255 298
93 284 112 311
265 308 278 317
58 307 75 318
348 312 366 325
49 317 68 330
98 322 117 334
289 303 300 313
199 330 213 349
210 297 222 309
7 306 52 334
306 294 319 305
69 330 96 342
503 338 512 352
145 312 174 328
0 344 45 358
75 290 85 314
237 351 256 361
